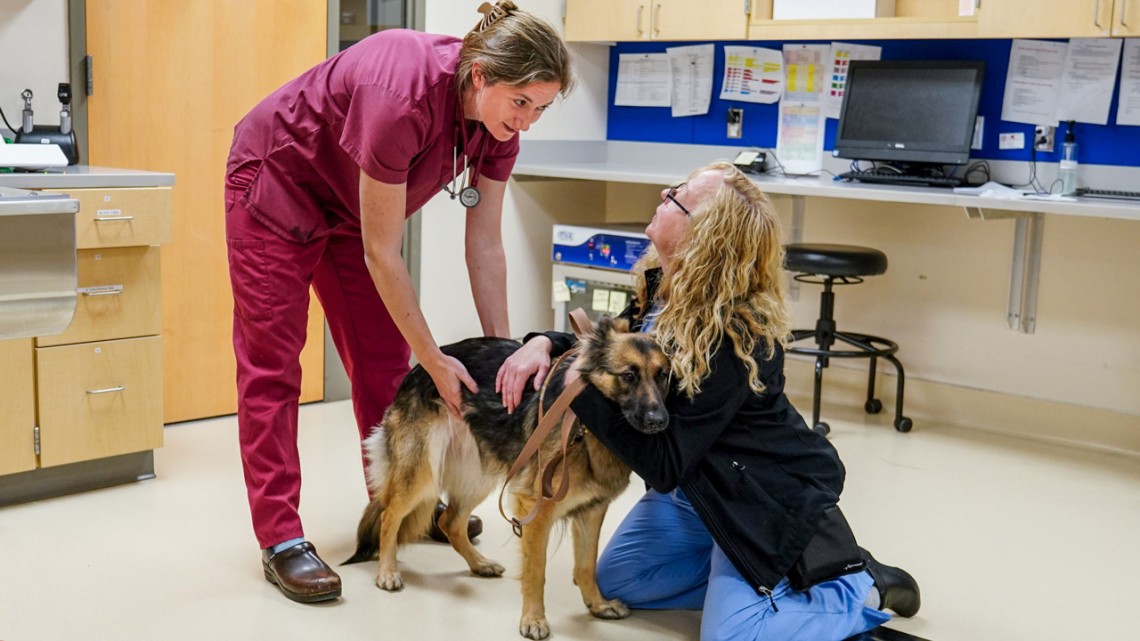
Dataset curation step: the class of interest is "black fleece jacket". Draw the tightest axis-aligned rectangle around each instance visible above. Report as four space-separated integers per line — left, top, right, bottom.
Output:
532 269 846 594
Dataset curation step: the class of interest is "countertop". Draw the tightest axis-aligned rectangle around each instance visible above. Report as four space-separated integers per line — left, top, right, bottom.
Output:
513 141 1140 222
0 165 175 189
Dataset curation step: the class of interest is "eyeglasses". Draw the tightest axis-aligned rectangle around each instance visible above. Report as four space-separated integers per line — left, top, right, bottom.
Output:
663 182 691 216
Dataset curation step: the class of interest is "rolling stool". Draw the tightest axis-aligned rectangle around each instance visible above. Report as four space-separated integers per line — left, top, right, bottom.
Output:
785 243 912 436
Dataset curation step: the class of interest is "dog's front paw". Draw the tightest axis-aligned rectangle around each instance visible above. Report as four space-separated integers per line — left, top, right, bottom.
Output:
470 560 505 577
375 568 404 591
519 614 551 640
588 597 630 620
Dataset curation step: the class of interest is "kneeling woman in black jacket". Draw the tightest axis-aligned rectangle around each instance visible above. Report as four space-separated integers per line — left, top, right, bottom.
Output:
497 161 919 640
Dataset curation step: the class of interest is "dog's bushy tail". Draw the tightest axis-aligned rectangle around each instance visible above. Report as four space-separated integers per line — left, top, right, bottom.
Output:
343 499 385 565
342 498 436 565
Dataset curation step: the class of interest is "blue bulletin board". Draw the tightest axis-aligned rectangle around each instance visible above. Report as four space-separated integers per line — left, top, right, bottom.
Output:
607 39 1140 168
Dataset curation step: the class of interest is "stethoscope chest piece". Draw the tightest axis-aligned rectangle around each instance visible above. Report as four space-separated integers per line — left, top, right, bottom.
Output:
458 185 481 208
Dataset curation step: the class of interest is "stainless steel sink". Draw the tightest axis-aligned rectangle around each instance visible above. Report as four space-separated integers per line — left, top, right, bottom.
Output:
0 185 79 339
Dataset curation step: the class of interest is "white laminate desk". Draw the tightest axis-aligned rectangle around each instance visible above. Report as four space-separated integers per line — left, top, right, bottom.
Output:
514 141 1140 333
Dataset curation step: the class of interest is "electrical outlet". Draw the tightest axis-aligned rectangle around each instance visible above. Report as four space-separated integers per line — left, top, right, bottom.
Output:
1034 125 1054 153
727 108 743 139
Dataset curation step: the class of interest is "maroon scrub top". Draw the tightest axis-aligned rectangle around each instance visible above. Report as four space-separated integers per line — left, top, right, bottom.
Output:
226 29 519 243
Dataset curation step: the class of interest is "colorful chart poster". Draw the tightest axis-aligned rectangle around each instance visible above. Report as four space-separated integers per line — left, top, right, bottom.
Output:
719 46 783 104
823 42 881 120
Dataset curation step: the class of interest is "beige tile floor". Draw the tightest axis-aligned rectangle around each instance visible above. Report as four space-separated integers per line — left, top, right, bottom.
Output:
3 398 1138 641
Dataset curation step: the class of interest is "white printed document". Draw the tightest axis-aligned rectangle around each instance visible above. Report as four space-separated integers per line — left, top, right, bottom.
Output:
667 44 715 117
1116 39 1140 127
1003 38 1124 126
1055 38 1122 126
614 53 671 107
719 46 783 104
1001 39 1067 125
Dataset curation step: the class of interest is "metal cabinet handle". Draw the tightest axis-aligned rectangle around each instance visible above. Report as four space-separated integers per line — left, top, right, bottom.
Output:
637 4 644 35
94 215 135 221
81 289 122 297
86 385 126 395
652 3 661 36
1123 0 1130 27
1094 0 1103 30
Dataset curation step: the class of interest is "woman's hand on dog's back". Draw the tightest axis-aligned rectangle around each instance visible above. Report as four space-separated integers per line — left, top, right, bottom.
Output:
424 353 479 418
497 335 553 414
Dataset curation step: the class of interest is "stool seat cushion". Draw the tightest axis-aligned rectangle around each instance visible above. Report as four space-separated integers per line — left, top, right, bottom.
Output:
784 243 888 277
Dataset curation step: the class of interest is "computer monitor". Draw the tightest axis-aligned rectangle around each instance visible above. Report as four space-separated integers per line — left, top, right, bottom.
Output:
834 60 986 166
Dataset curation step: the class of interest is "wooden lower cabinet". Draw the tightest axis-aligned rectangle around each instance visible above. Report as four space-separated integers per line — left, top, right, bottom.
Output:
36 337 164 468
0 181 172 506
0 340 36 476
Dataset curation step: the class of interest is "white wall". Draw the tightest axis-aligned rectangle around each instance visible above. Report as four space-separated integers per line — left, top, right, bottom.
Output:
419 0 610 343
0 0 69 139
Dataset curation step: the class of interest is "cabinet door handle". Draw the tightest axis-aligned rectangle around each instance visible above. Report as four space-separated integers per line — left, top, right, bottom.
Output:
81 289 122 297
652 3 660 36
637 4 644 35
1123 0 1130 27
86 385 126 395
1093 0 1103 30
94 215 135 221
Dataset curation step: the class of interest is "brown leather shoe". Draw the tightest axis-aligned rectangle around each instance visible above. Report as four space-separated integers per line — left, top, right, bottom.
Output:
262 541 342 603
428 501 483 544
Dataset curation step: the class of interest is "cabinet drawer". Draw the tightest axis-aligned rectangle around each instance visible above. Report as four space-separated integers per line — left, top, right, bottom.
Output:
36 247 162 347
42 187 172 249
36 336 164 467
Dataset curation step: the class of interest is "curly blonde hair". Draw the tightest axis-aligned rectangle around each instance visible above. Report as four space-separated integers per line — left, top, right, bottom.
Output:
632 161 790 397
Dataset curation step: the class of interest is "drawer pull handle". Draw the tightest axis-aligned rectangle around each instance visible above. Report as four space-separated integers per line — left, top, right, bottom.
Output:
86 386 126 395
94 215 135 222
82 289 122 297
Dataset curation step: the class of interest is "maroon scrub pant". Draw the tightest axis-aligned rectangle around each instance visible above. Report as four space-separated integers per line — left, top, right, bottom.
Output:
225 183 411 549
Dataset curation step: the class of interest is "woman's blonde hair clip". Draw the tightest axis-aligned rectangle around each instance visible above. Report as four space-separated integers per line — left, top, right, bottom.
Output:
474 1 512 32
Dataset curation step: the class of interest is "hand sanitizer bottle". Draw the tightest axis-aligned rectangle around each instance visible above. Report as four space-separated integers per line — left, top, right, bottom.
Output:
1059 121 1078 196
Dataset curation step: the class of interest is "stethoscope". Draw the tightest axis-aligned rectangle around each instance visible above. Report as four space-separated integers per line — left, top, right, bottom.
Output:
442 102 487 209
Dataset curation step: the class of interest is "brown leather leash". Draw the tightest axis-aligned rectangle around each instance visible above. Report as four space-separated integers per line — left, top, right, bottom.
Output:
498 309 593 537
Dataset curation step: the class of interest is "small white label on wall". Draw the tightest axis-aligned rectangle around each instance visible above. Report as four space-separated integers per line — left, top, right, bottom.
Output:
998 132 1025 150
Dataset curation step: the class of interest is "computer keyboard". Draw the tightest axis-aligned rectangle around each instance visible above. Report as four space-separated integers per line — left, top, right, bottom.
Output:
838 171 963 188
1075 188 1140 202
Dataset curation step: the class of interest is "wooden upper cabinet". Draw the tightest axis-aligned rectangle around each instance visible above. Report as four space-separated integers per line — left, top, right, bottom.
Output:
977 0 1116 38
565 0 748 41
748 0 979 40
653 0 749 40
567 0 1139 42
1113 0 1140 36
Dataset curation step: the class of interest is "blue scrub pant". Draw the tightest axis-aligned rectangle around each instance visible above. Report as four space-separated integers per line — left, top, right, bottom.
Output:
597 489 891 641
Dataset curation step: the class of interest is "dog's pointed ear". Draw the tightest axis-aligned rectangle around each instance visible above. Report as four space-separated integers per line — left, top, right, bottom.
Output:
592 315 614 346
611 317 630 334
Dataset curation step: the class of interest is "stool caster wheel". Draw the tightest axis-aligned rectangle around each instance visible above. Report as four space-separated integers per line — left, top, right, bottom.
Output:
894 417 913 433
864 399 882 414
813 422 831 437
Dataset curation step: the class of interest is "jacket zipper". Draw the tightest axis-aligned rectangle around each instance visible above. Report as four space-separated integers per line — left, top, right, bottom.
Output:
682 481 779 612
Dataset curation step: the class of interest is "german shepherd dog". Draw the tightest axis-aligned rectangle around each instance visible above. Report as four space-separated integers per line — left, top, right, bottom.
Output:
344 316 671 640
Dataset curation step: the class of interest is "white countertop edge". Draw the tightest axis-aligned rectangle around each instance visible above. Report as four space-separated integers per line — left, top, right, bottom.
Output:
0 165 176 189
515 140 1140 222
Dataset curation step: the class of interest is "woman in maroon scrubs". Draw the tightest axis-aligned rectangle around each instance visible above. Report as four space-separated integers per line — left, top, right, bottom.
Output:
223 2 572 603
